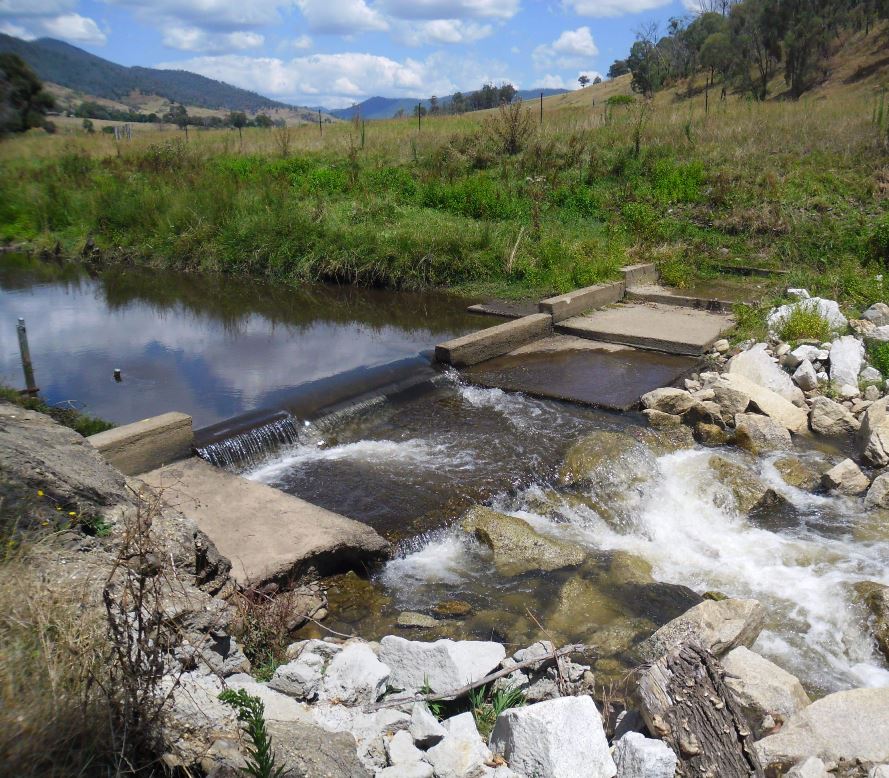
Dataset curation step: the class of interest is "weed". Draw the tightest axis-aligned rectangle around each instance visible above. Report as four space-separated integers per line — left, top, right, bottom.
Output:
219 688 285 778
468 683 525 739
777 302 833 343
0 384 114 437
230 586 304 680
867 340 889 376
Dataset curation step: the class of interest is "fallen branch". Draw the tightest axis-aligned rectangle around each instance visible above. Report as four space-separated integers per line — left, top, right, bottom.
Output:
366 643 587 711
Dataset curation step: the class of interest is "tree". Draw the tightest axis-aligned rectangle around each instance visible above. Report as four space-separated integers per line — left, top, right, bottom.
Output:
393 108 406 119
484 100 534 156
729 0 782 100
413 103 427 118
0 53 55 135
254 113 273 128
608 59 630 79
593 75 603 84
229 111 248 143
578 74 591 88
164 103 189 138
82 117 95 133
451 91 466 114
429 95 440 115
627 39 667 97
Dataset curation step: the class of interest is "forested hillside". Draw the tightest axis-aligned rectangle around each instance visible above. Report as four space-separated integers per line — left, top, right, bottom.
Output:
0 34 293 113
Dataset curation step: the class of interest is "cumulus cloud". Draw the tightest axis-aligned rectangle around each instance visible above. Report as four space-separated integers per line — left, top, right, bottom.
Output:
0 21 35 39
377 0 519 20
287 34 313 49
396 19 492 46
562 0 672 17
156 51 458 107
533 26 598 70
576 69 603 85
295 0 388 33
538 73 567 89
162 26 265 53
42 13 107 45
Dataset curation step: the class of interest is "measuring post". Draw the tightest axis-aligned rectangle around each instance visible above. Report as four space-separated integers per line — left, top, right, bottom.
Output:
418 103 421 132
16 318 37 394
319 109 323 136
540 91 544 124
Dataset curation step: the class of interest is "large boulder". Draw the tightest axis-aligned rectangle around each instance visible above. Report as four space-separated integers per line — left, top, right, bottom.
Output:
461 506 586 577
712 382 750 419
612 732 677 778
719 373 808 433
425 712 492 778
726 344 805 405
865 473 889 509
734 413 792 455
641 387 698 417
829 335 865 390
773 457 823 491
708 455 782 515
721 646 811 737
858 397 889 466
809 396 860 437
316 641 390 706
270 639 343 701
754 688 889 770
559 430 656 489
409 702 447 748
634 598 765 662
863 302 889 327
792 360 818 391
821 458 870 495
854 581 889 662
766 298 848 337
489 696 616 778
378 636 505 695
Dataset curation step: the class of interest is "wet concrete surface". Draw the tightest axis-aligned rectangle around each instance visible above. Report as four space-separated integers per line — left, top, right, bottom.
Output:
463 338 697 410
467 300 540 319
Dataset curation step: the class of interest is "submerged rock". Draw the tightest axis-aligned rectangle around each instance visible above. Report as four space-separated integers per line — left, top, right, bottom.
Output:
722 646 811 737
773 457 823 491
754 688 889 769
634 598 765 662
461 506 587 577
708 454 780 515
559 430 656 489
490 696 616 778
854 581 889 662
548 577 625 640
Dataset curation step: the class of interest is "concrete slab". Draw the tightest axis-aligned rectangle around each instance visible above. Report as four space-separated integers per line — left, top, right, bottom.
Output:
539 281 625 323
621 262 659 287
463 335 697 411
435 313 552 367
467 300 539 320
89 412 192 475
557 302 734 356
141 457 389 586
625 284 734 313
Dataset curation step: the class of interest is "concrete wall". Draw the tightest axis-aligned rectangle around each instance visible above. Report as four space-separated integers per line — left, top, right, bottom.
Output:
621 263 659 287
88 411 193 475
435 313 552 367
538 281 625 323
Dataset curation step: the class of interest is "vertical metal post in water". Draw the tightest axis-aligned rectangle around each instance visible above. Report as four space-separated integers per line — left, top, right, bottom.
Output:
16 318 37 394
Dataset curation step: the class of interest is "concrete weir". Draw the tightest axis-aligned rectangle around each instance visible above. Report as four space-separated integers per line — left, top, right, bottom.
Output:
439 263 736 409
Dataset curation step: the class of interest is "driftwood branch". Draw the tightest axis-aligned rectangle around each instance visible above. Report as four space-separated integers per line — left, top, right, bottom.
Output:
367 643 586 711
636 642 764 778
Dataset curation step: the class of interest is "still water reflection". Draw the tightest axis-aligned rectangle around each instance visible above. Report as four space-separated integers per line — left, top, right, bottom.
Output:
0 255 486 427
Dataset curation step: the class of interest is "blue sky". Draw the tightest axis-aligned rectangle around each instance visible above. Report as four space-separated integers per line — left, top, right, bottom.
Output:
0 1 697 108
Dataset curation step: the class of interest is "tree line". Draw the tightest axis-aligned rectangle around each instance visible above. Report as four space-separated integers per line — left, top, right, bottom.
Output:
611 0 889 101
398 83 520 118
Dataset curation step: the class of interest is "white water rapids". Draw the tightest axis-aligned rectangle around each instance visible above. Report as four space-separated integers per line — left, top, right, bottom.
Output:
247 381 889 695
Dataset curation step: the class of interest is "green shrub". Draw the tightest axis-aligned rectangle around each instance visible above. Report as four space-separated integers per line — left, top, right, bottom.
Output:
219 689 284 778
867 340 889 377
777 302 833 343
870 213 889 264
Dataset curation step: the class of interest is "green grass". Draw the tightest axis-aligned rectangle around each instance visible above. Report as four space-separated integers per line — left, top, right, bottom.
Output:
0 85 887 305
776 303 834 343
0 385 113 437
867 340 889 377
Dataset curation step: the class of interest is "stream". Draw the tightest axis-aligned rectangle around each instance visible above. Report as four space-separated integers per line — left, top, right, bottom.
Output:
3 254 888 699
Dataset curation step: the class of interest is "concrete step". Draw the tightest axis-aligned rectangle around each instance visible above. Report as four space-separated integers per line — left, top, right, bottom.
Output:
557 302 734 356
140 457 389 586
625 284 734 314
463 335 696 411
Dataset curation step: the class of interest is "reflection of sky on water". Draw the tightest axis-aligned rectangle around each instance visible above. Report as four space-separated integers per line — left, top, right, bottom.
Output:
0 270 482 427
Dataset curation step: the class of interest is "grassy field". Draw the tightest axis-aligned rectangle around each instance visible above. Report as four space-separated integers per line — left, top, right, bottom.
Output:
2 55 888 310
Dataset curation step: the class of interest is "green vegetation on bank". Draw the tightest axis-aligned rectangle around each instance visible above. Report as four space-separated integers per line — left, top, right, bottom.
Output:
1 76 888 304
0 384 113 437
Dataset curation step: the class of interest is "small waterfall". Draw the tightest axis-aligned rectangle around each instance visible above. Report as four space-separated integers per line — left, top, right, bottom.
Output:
196 415 300 470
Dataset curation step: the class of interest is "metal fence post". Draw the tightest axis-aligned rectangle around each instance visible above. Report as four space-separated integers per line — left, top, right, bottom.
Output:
16 318 37 393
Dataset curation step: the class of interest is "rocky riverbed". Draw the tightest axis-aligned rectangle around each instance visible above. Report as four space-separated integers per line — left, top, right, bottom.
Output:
3 289 889 777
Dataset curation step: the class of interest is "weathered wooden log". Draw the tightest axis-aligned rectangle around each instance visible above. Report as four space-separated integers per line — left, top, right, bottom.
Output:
635 641 764 778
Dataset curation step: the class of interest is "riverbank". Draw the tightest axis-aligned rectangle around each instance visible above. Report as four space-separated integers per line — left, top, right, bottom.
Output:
1 85 886 311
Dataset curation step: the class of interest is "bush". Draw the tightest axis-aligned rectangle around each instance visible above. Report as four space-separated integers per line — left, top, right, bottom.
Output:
776 302 833 343
870 213 889 265
867 340 889 377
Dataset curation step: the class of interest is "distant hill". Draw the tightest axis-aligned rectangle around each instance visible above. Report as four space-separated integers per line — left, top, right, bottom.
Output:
0 33 305 115
330 89 570 121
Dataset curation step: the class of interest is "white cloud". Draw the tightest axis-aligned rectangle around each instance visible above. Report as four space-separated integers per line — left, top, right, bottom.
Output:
162 26 264 53
533 26 598 70
538 73 566 89
157 51 457 107
0 0 74 18
396 19 492 46
562 0 672 17
0 21 34 39
576 69 603 86
288 34 313 49
42 13 107 45
295 0 388 33
106 0 292 31
377 0 519 20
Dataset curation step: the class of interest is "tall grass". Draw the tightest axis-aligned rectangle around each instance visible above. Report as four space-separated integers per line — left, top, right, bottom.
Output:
0 84 886 302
